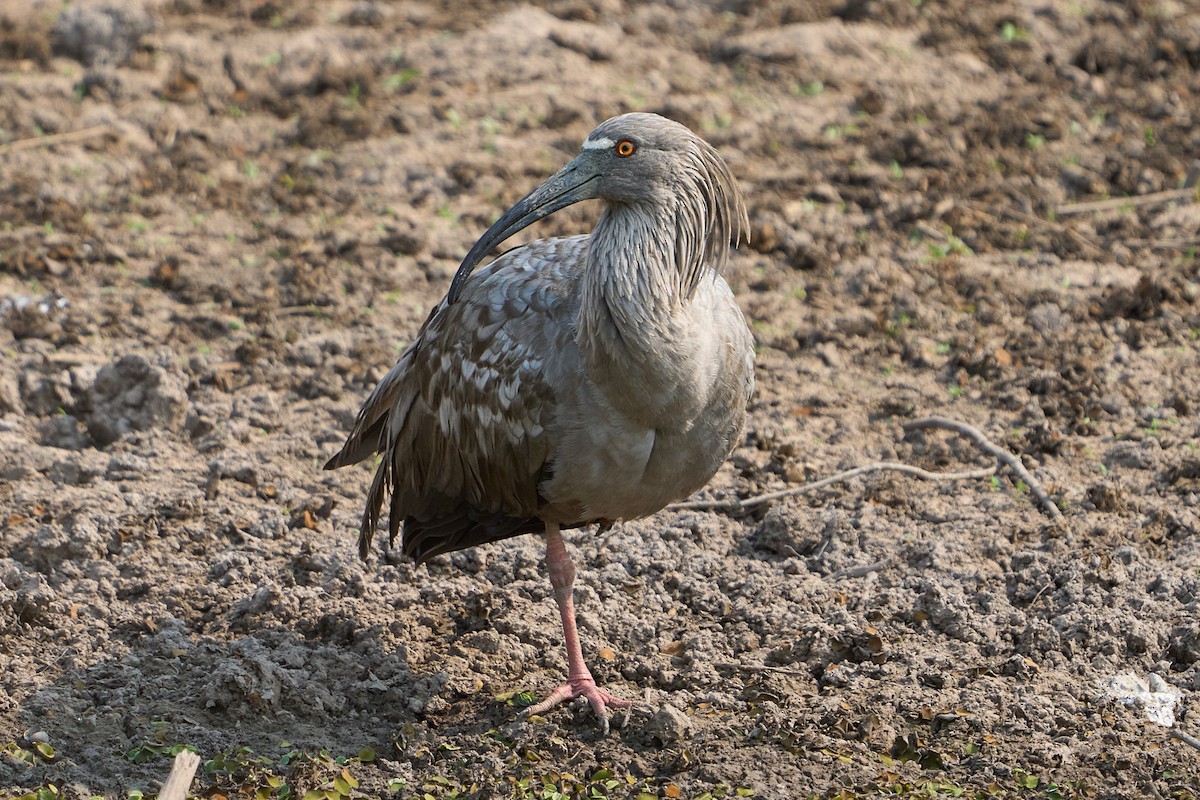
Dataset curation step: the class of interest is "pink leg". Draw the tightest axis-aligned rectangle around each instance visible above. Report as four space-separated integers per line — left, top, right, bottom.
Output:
524 523 632 734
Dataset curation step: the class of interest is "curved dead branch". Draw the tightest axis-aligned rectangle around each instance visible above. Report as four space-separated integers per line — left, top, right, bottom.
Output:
671 415 1063 521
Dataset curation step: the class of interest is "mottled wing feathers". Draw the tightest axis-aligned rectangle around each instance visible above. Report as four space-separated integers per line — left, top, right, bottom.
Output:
329 236 588 562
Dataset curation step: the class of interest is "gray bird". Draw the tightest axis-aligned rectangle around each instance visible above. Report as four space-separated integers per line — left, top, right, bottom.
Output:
326 112 753 733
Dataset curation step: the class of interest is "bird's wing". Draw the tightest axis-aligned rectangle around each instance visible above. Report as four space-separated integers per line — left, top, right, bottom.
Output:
323 309 433 472
332 235 588 560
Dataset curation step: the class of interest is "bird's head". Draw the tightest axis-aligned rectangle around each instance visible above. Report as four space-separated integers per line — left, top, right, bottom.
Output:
447 112 747 303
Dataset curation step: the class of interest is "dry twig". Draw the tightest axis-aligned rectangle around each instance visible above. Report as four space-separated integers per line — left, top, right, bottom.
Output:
716 662 810 678
1170 728 1200 752
669 461 996 512
159 750 201 800
1054 187 1197 217
903 416 1063 520
0 124 112 154
672 415 1063 521
1121 239 1200 250
960 200 1103 257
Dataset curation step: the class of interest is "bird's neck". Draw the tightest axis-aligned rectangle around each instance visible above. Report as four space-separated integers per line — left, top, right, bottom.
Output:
578 202 696 356
574 203 726 430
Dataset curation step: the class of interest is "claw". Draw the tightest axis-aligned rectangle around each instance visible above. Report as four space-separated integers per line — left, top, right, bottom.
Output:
523 675 633 734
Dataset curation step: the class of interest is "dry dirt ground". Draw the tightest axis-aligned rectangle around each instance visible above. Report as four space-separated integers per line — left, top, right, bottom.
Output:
2 1 1200 798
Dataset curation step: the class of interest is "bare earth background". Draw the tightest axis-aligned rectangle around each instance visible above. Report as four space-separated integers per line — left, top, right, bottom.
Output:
2 1 1199 798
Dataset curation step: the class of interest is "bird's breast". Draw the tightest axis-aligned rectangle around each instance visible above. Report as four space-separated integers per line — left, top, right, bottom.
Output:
541 277 754 523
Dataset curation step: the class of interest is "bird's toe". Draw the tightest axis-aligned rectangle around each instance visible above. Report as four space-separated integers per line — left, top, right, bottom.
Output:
523 677 631 734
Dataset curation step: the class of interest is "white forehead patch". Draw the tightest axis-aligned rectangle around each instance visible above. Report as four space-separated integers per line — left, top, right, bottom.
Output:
582 136 615 150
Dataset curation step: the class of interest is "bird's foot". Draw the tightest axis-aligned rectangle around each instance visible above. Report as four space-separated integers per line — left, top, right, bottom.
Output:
523 675 633 735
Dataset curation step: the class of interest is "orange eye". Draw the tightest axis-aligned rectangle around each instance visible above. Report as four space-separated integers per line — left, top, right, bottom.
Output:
615 140 636 157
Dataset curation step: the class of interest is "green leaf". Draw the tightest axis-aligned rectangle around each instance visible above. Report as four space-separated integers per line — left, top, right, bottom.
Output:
357 746 376 762
125 747 153 764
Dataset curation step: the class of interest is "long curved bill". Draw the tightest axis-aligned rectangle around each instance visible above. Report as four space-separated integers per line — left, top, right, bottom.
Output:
446 156 599 304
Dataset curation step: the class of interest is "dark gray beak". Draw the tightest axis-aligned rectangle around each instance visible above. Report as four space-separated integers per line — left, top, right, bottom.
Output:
447 156 599 304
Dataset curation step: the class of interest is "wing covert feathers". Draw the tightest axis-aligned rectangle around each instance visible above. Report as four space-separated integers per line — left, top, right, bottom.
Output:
329 237 588 561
